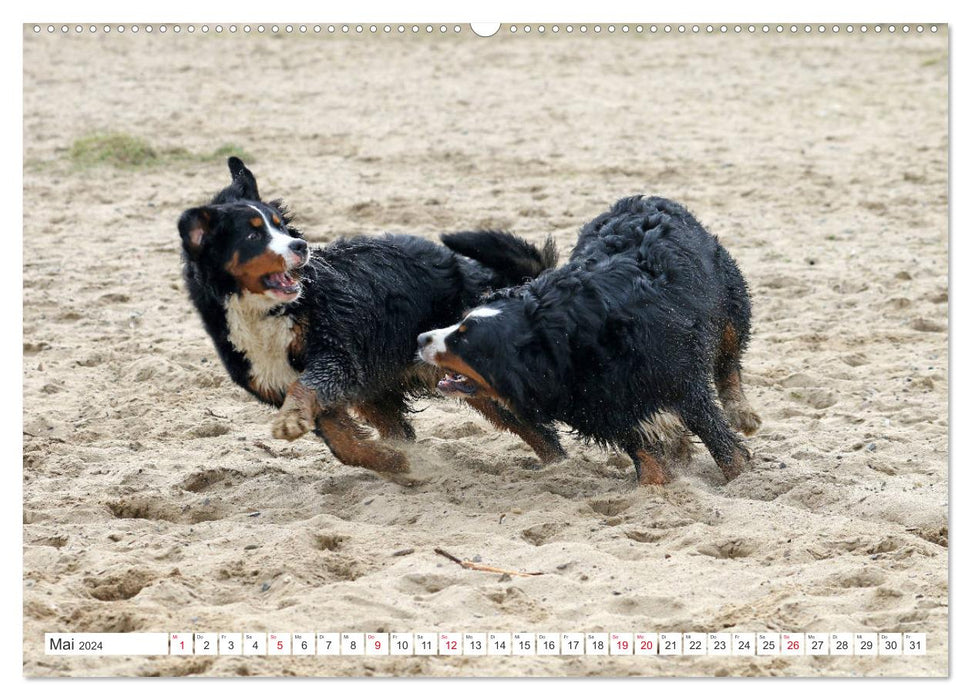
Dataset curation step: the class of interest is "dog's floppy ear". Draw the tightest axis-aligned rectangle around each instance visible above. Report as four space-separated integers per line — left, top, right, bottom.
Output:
227 157 260 201
178 206 217 257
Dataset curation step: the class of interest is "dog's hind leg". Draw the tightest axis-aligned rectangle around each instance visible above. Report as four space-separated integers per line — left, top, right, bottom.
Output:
676 389 750 482
354 392 416 442
713 323 761 436
314 405 409 474
464 397 567 464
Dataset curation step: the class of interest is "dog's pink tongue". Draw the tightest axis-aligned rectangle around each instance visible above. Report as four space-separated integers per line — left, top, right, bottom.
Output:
270 272 292 286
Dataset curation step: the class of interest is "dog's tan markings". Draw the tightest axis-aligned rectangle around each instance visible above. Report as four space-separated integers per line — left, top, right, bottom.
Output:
715 324 761 436
225 250 287 294
633 449 670 486
720 323 740 356
315 406 409 473
225 292 299 400
287 317 307 364
271 214 281 226
433 351 499 400
249 217 263 228
271 379 319 440
464 396 566 464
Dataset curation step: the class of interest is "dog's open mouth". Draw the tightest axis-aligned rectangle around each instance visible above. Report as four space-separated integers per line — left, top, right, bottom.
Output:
438 372 478 396
263 271 300 298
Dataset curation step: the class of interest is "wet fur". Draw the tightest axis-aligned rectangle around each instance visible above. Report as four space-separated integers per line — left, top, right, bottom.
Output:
425 195 760 484
179 158 558 473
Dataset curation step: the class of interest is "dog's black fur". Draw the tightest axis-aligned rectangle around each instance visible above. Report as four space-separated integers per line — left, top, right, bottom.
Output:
418 195 761 484
178 157 558 474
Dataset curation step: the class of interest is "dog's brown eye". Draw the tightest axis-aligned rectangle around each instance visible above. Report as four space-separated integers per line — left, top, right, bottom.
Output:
247 231 260 240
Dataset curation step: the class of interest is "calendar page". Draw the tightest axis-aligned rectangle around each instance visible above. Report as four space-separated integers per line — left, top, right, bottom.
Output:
21 12 948 680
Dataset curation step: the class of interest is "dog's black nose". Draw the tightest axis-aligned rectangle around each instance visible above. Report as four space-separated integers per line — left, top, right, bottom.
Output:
417 332 432 347
289 239 308 255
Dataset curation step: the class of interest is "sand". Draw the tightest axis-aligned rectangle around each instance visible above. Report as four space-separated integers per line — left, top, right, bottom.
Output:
22 26 948 677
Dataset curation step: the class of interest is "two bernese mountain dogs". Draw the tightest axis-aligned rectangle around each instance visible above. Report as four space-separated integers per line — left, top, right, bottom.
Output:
179 160 759 486
418 195 761 485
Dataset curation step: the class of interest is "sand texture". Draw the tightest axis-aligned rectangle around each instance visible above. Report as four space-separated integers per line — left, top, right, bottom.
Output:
22 27 948 676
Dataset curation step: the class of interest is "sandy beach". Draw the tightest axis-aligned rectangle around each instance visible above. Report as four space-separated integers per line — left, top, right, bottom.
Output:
22 25 948 676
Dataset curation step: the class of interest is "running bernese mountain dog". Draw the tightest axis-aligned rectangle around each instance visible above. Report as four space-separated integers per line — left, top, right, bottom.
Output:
178 157 559 474
417 195 761 485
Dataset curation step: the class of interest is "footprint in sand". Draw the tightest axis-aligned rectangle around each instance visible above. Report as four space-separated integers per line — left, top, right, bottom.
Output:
397 572 460 594
830 569 888 588
107 496 228 524
521 522 564 546
787 388 838 410
180 468 244 493
84 569 157 601
586 496 635 517
695 539 757 559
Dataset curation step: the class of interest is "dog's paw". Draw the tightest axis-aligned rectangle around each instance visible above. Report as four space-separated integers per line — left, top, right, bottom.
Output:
271 409 313 441
719 447 752 482
736 408 762 436
724 401 762 436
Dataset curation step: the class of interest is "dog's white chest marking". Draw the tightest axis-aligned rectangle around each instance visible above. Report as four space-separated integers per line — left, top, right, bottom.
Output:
224 292 299 394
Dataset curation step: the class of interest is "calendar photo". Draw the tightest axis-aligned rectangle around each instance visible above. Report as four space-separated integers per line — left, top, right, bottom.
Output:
22 21 948 677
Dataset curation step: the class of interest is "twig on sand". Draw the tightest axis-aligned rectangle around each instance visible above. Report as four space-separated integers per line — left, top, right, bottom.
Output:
433 547 544 577
252 440 278 457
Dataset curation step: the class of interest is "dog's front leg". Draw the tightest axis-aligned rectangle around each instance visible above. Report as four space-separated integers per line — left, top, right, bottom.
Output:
271 378 320 441
272 356 354 441
465 396 566 464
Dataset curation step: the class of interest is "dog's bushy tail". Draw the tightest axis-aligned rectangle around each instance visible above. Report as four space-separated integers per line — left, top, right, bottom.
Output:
442 230 558 289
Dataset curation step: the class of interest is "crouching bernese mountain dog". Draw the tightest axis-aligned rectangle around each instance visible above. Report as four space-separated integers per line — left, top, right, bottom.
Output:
178 157 559 475
417 195 761 486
